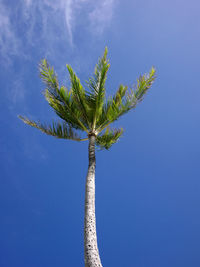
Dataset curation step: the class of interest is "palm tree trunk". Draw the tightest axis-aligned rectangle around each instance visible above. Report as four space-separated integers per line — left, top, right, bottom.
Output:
84 135 103 267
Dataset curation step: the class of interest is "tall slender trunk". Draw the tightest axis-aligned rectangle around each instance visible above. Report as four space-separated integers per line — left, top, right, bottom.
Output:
84 135 103 267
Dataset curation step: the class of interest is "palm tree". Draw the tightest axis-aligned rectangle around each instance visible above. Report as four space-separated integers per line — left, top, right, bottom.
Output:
19 47 156 267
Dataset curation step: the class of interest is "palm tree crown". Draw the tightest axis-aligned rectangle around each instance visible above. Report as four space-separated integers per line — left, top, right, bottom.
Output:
19 47 156 149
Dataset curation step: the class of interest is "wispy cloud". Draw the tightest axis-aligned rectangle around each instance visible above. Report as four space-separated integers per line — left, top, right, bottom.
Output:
22 0 116 47
89 0 115 35
63 0 116 46
64 0 73 46
0 2 21 64
0 0 116 61
0 0 117 107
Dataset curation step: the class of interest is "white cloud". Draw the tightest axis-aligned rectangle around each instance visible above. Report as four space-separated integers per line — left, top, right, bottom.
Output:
89 0 115 34
0 0 117 106
10 78 26 105
26 0 117 47
0 0 116 61
24 0 32 7
63 0 116 46
64 0 73 46
0 2 21 64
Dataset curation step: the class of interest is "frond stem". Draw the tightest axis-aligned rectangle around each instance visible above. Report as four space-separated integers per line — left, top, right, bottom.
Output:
79 138 89 141
96 121 111 134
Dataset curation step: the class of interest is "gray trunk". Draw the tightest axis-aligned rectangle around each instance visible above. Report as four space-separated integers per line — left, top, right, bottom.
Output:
84 135 103 267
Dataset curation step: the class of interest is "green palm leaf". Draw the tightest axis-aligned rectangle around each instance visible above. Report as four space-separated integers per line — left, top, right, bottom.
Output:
39 59 89 133
19 48 156 148
86 47 110 130
18 116 86 141
96 127 123 150
67 65 92 129
39 59 59 93
96 67 156 133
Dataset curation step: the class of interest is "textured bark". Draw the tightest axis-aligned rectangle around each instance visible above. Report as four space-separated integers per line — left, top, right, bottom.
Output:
84 135 103 267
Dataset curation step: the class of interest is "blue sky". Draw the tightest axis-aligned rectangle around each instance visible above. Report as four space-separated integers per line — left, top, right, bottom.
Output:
1 0 200 266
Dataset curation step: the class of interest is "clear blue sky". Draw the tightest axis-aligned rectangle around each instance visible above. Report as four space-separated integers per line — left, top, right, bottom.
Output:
1 0 200 266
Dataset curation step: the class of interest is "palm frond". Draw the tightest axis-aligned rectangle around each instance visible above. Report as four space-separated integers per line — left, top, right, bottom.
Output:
96 127 123 150
39 59 89 133
86 47 110 129
67 65 91 129
44 85 88 131
95 84 128 129
96 67 156 133
132 66 156 103
19 49 156 149
39 59 59 92
18 116 86 141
